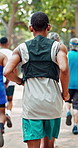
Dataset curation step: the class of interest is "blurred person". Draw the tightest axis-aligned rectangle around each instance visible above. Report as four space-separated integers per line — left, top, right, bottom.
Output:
0 52 7 147
48 32 60 42
65 38 78 134
0 37 16 128
4 12 69 148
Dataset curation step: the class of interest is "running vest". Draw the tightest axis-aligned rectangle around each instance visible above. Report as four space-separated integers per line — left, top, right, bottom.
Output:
22 35 60 82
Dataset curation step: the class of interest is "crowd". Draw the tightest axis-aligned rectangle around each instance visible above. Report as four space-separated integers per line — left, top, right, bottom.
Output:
0 11 78 148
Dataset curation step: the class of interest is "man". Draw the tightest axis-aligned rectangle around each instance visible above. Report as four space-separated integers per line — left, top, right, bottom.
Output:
0 37 16 128
0 52 7 147
65 38 78 134
4 12 69 148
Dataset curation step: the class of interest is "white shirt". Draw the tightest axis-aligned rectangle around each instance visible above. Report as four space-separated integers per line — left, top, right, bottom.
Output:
0 48 15 86
16 41 63 119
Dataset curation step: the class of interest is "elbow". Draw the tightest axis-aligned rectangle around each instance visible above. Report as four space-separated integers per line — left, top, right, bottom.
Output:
3 72 8 78
61 68 69 77
60 65 69 73
3 69 10 78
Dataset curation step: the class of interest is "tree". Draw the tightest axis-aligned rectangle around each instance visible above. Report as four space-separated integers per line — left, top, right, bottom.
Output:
32 0 78 45
0 0 32 48
75 4 78 37
0 0 78 48
32 0 75 32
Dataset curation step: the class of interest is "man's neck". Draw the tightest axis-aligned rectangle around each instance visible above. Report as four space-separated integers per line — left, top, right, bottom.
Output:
0 45 8 49
33 30 48 37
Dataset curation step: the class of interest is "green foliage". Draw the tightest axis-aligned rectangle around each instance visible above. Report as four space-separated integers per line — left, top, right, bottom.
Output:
0 25 6 37
0 0 78 46
0 0 30 27
31 0 77 45
0 0 77 31
32 0 76 32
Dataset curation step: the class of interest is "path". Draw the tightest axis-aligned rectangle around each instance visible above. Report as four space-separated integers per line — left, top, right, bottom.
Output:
2 85 78 148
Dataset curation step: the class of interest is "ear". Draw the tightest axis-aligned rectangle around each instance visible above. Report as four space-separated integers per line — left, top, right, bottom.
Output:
29 26 33 32
7 42 9 47
47 24 51 31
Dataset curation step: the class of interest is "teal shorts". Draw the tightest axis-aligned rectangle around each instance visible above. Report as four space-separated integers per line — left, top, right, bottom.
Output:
22 118 61 142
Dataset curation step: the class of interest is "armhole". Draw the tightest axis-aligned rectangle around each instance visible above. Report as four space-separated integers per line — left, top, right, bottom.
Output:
51 41 60 64
18 43 29 65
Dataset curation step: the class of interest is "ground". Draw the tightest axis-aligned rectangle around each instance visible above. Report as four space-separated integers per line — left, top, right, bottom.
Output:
3 85 78 148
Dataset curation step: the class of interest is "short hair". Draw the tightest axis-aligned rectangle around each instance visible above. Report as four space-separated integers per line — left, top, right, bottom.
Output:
69 38 78 50
48 32 60 41
30 11 49 31
0 37 8 44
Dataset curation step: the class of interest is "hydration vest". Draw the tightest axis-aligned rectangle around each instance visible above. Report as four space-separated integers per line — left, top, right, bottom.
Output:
22 35 60 82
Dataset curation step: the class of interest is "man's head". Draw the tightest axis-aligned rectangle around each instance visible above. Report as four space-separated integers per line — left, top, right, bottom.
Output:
29 11 51 33
48 32 60 41
0 37 9 48
69 38 78 51
0 37 8 44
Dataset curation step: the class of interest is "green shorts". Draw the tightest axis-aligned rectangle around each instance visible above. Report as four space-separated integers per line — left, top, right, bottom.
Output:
22 118 61 142
6 86 15 96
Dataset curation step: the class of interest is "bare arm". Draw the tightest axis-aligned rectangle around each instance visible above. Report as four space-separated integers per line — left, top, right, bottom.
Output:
0 52 8 67
57 44 70 101
3 48 23 85
3 56 8 67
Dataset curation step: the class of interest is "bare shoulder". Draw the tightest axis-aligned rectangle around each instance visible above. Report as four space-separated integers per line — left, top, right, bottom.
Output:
11 46 21 62
12 47 20 56
56 43 68 66
59 43 67 54
12 42 25 56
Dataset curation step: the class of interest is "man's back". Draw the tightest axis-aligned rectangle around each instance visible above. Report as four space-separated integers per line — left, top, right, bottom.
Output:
23 35 59 82
18 36 63 119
